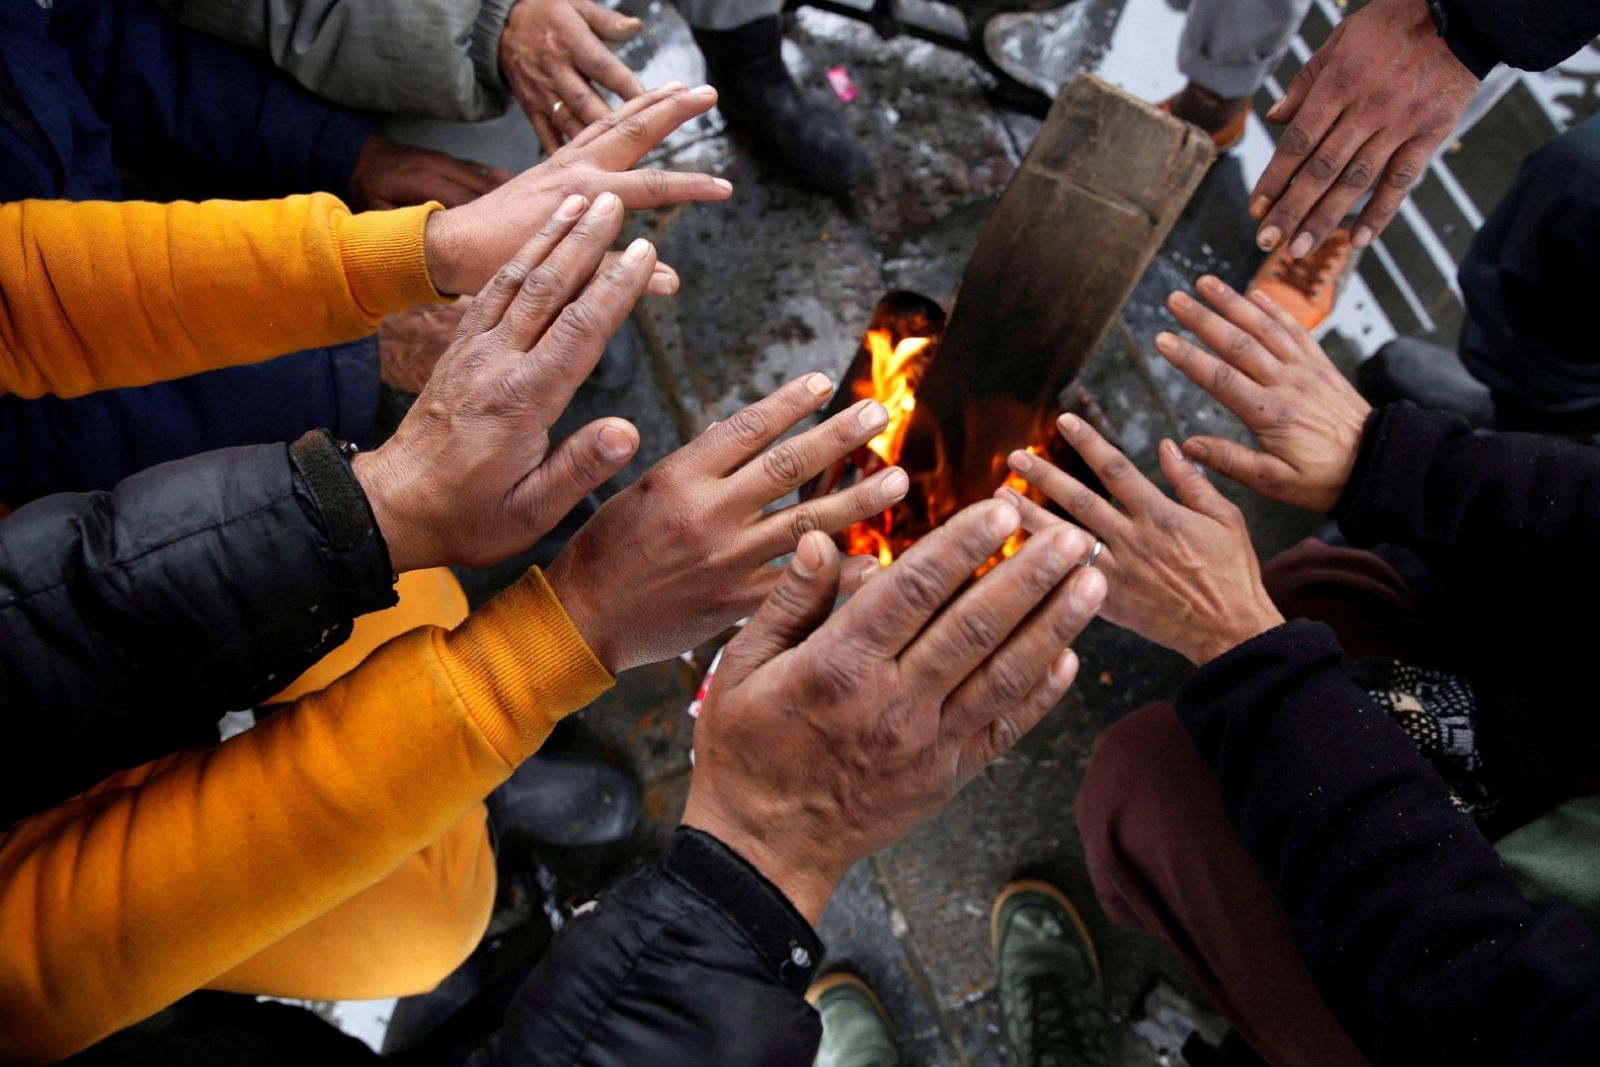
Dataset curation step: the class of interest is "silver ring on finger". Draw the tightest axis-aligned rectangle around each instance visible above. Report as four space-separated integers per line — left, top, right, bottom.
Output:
1081 539 1105 568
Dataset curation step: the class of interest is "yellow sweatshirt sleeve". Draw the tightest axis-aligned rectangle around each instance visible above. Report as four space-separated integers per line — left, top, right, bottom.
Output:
0 195 445 399
0 569 612 1065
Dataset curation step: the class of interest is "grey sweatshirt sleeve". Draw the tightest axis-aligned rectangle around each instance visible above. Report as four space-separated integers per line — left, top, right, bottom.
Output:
156 0 519 122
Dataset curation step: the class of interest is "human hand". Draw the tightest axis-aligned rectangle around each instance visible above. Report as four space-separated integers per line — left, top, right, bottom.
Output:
348 136 514 210
1155 275 1371 512
1007 415 1283 666
352 193 674 572
1249 0 1476 255
682 505 1105 922
377 300 469 393
501 0 646 153
544 374 913 674
423 84 731 295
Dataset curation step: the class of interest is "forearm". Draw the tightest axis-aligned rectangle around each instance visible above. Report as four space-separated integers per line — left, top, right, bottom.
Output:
477 828 823 1067
0 569 612 1064
0 196 442 398
1427 0 1600 76
158 0 515 122
0 433 395 824
1178 621 1600 1064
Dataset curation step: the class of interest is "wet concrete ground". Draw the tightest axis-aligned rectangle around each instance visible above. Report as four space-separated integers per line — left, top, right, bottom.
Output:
365 1 1600 1061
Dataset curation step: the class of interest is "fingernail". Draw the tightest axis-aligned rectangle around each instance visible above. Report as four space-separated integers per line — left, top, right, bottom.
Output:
622 237 652 263
1288 232 1314 259
881 468 910 499
1187 439 1211 461
805 372 833 397
1249 196 1271 220
1352 225 1373 249
1267 97 1285 119
794 531 823 576
995 486 1022 506
599 424 635 458
1168 291 1192 310
1007 449 1034 473
588 192 620 217
1155 331 1178 353
556 193 587 219
988 502 1021 538
1198 275 1224 295
1071 567 1107 612
851 557 882 583
1249 288 1272 305
858 400 888 429
1161 438 1180 460
692 84 717 97
1257 225 1282 251
1050 649 1079 688
1058 413 1081 435
712 177 733 192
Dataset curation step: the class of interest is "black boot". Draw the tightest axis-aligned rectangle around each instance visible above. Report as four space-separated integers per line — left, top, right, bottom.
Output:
693 16 868 193
1357 337 1495 429
486 752 640 848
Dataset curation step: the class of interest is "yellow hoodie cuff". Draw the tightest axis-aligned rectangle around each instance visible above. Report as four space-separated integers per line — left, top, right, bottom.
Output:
335 202 447 318
435 567 615 765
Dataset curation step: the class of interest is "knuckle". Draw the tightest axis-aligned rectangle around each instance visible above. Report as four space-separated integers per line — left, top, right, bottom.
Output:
807 656 859 704
1385 163 1420 190
1328 62 1361 95
1279 125 1314 158
894 556 948 615
556 298 600 338
619 114 650 141
870 707 907 752
1213 361 1238 393
954 609 1003 655
1068 488 1100 517
986 713 1024 756
1227 329 1254 358
984 651 1033 705
1340 158 1375 188
784 504 822 544
1101 455 1133 482
1305 153 1340 182
725 405 772 447
760 442 806 488
642 167 672 198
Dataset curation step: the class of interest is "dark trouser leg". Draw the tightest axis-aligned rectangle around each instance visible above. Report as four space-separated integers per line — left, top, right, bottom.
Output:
1458 115 1600 435
1075 704 1369 1067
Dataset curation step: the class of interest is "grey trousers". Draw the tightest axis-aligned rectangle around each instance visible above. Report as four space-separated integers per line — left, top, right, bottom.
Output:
1179 0 1313 99
679 0 783 31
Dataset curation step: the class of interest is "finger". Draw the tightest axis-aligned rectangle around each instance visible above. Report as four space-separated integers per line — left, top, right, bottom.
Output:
564 81 686 153
1166 286 1282 380
515 417 640 547
1182 435 1300 501
1351 138 1434 249
1047 413 1169 517
956 645 1081 781
457 193 588 333
1246 286 1322 360
1008 449 1131 545
579 250 679 297
1189 275 1307 366
1158 438 1238 524
425 175 492 208
1263 44 1323 129
832 499 1021 656
715 531 842 690
687 373 838 476
902 522 1091 698
576 0 644 43
582 84 719 168
571 39 645 102
945 561 1103 747
608 167 732 210
994 486 1070 537
531 110 565 155
746 465 910 562
1154 330 1273 423
1249 87 1343 246
496 191 626 350
1294 133 1397 253
553 66 616 132
516 234 657 417
1257 115 1369 257
726 397 889 506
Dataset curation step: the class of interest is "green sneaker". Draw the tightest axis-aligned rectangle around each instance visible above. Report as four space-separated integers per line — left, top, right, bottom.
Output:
992 879 1110 1067
808 972 903 1067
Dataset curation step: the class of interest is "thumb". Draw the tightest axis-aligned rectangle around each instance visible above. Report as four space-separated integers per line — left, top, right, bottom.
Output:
1267 29 1335 124
519 418 639 536
717 531 841 688
576 0 643 41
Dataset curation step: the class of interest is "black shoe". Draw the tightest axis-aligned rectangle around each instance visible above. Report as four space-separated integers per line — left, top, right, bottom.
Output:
486 752 640 848
590 316 642 391
1358 337 1495 429
693 16 869 193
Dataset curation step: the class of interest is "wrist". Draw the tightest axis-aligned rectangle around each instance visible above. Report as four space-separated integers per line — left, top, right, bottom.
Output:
543 555 622 673
423 209 470 296
1188 601 1286 666
681 802 841 925
351 448 433 573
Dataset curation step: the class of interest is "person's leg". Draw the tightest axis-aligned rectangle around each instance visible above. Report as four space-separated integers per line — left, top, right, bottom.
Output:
1258 537 1430 662
1076 703 1369 1067
1170 0 1313 139
680 0 868 192
1459 115 1600 436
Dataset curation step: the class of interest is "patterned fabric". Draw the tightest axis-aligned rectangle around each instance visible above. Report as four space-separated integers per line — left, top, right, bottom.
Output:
1353 658 1496 821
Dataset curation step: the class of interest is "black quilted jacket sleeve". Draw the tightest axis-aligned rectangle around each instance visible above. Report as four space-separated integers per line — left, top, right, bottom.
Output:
1428 0 1600 77
0 432 396 825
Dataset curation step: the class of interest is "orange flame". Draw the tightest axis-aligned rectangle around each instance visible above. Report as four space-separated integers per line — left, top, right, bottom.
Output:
864 329 932 467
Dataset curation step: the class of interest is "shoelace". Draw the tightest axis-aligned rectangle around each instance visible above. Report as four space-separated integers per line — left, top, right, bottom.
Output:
1268 237 1349 301
1012 975 1107 1067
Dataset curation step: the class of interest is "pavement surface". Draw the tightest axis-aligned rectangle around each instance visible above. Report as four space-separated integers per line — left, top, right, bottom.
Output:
332 1 1600 1061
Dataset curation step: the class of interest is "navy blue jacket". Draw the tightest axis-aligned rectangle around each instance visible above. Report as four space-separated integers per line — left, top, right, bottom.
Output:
0 0 380 504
